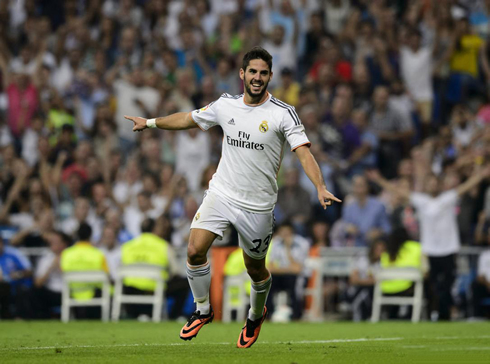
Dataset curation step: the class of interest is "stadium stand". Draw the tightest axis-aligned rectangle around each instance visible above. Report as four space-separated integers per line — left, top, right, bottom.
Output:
1 0 490 322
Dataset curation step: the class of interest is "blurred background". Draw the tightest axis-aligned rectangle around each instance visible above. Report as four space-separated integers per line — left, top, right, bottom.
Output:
1 0 490 323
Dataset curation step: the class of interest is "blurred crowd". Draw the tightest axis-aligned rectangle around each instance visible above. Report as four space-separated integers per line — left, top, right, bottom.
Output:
1 0 490 321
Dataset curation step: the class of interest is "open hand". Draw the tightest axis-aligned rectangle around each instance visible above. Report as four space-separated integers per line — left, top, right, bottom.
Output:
124 115 147 132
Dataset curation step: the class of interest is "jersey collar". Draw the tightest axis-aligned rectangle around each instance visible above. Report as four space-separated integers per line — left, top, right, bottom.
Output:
242 92 270 108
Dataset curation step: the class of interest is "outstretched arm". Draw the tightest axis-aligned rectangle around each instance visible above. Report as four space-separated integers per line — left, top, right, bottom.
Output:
295 146 341 209
124 112 198 132
365 169 411 201
456 166 490 197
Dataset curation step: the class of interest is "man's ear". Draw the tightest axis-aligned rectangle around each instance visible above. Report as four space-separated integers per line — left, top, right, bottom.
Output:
239 68 244 81
269 71 273 82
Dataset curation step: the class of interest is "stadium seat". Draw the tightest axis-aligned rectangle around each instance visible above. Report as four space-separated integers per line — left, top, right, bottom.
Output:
222 273 248 323
61 271 111 323
303 253 355 321
111 264 165 323
371 267 424 323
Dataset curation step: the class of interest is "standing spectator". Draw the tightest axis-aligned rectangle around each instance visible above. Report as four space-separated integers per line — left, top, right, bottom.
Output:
447 18 484 104
262 25 297 88
31 230 71 319
368 166 490 320
344 108 379 176
272 68 300 107
369 86 414 179
214 58 241 96
0 59 39 143
400 29 434 137
175 128 210 193
341 175 391 247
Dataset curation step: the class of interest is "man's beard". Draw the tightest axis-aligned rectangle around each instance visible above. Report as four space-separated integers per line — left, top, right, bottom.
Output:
244 79 269 102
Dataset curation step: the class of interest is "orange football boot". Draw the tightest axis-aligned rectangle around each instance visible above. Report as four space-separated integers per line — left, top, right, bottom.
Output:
236 307 268 348
179 308 214 341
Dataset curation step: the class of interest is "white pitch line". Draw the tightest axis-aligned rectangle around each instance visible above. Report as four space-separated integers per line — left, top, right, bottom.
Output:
0 337 402 352
264 338 403 344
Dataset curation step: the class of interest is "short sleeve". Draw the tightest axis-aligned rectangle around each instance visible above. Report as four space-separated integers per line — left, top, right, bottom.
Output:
477 251 490 277
191 98 221 131
410 192 429 209
362 131 378 149
280 106 311 151
35 254 52 278
11 251 31 271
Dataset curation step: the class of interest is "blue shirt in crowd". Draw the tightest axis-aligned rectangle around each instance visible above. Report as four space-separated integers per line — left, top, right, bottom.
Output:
0 246 33 291
341 197 391 247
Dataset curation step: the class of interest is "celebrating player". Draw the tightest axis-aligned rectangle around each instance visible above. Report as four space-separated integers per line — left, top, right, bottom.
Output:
125 47 341 348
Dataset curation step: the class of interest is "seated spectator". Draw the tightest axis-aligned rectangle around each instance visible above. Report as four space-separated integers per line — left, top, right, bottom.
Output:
348 239 385 321
276 168 312 235
98 226 121 281
10 208 54 248
31 231 71 319
0 239 32 319
60 223 108 319
61 197 98 238
121 218 184 320
379 228 423 319
104 208 133 244
123 191 163 237
341 175 391 247
267 221 309 320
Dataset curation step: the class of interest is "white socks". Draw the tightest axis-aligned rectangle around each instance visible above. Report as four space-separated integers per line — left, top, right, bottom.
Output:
186 261 211 315
248 274 272 321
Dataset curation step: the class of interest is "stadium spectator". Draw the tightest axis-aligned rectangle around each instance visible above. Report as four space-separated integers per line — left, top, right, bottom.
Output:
31 230 71 319
399 28 434 136
341 175 391 247
379 228 423 319
98 226 121 281
348 238 385 321
0 238 32 319
1 0 490 323
369 86 414 179
472 246 490 319
267 221 309 320
276 168 312 234
121 218 184 319
368 166 490 320
272 68 300 107
60 223 108 319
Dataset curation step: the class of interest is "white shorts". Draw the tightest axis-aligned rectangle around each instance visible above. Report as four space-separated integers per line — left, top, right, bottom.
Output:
190 191 274 260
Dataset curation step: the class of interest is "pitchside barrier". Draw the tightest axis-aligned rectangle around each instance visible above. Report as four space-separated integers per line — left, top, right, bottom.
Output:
17 246 486 321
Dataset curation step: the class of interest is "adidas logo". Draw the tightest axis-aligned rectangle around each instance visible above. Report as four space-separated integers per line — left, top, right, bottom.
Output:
228 118 235 125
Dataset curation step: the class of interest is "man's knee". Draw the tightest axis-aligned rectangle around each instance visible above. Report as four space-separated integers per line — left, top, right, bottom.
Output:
246 265 269 282
187 241 207 265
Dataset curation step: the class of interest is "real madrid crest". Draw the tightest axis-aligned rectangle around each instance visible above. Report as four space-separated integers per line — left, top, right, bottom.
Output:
195 212 200 221
259 120 269 133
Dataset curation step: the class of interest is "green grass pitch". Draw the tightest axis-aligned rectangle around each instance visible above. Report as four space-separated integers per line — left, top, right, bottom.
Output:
1 321 489 363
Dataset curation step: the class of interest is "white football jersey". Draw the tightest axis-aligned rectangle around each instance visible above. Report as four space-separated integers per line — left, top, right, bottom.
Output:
191 93 310 213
